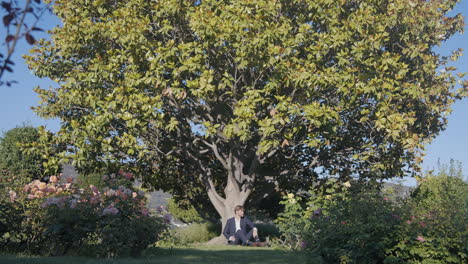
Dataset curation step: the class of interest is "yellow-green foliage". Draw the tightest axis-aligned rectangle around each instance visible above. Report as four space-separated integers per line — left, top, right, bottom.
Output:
24 0 467 222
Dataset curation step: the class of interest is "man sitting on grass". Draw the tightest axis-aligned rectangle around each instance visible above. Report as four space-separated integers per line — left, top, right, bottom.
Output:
223 205 265 246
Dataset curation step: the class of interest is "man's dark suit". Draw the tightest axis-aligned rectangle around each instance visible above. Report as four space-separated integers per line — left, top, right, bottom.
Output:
223 217 256 245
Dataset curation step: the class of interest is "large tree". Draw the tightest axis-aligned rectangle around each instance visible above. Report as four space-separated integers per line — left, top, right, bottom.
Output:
26 0 466 230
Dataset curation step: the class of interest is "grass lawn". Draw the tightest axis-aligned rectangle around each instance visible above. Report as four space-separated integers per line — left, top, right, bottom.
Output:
0 245 318 264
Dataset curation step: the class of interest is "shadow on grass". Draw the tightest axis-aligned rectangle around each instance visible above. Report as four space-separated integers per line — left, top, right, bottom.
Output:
0 246 320 264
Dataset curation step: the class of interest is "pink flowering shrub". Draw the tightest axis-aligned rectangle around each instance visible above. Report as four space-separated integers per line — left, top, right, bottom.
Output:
0 171 167 257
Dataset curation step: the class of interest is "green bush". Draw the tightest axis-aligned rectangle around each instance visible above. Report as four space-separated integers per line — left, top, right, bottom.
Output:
96 214 164 257
166 198 204 223
254 222 281 241
158 222 219 246
385 174 468 263
275 168 468 264
274 193 308 249
0 126 46 184
0 195 23 245
303 182 404 263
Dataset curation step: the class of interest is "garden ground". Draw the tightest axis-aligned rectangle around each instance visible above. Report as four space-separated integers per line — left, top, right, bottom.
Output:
0 245 316 264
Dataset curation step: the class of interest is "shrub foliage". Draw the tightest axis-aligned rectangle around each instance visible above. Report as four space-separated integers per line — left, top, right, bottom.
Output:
276 171 468 263
0 171 167 257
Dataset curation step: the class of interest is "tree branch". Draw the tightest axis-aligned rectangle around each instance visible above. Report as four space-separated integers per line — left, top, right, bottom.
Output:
201 138 228 169
0 0 31 81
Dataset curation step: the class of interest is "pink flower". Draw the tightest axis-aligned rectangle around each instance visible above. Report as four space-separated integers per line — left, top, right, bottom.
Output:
50 175 58 183
406 220 412 224
89 185 100 196
419 222 427 228
38 182 47 190
416 235 425 242
66 177 73 183
89 196 101 205
31 180 41 186
132 192 138 198
384 197 389 201
46 186 56 193
341 221 347 225
102 204 119 215
118 169 125 175
124 172 133 180
27 194 35 199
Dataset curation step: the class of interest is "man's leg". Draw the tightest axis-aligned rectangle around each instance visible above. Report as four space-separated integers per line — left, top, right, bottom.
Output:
235 230 252 246
251 228 267 247
246 229 254 241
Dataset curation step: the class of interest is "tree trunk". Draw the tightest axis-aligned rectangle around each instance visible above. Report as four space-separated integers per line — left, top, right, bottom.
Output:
219 192 245 234
205 189 250 245
206 166 252 236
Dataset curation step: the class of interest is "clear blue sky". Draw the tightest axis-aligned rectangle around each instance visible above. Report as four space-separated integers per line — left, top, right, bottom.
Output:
1 2 467 183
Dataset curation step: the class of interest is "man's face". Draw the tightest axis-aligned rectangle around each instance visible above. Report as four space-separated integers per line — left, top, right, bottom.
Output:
235 209 244 217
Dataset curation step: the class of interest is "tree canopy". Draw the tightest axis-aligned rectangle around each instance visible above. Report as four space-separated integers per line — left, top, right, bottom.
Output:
26 0 467 224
